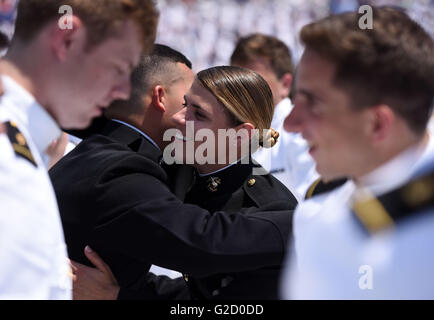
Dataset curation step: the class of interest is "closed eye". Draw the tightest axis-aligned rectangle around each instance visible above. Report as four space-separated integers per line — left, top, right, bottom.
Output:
113 62 128 77
194 111 206 120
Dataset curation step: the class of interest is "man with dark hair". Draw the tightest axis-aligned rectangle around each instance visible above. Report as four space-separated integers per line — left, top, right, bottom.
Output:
105 44 193 142
231 33 318 200
0 0 158 299
50 44 292 300
281 7 434 299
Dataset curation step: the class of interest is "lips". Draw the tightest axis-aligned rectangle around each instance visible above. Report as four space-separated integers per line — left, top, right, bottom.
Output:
306 141 318 156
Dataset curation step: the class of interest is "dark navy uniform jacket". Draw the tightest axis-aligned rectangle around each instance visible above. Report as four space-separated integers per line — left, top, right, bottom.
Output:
49 120 294 299
183 161 298 299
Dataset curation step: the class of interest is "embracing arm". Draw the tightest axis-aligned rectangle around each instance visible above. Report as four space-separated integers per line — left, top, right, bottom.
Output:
72 246 189 300
92 176 292 276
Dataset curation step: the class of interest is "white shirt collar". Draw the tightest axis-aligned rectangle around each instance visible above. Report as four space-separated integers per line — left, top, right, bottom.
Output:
1 75 61 155
357 134 434 196
111 119 160 151
428 115 434 136
271 97 293 130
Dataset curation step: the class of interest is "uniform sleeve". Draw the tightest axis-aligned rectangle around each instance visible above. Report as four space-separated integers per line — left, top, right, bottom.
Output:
0 137 51 299
90 161 291 277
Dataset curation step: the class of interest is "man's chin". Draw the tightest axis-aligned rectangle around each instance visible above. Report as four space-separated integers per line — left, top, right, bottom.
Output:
316 166 346 183
60 117 92 131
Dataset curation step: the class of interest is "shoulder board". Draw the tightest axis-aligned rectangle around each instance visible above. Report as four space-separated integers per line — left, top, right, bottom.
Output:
305 178 348 200
352 170 434 235
4 121 37 167
243 174 298 208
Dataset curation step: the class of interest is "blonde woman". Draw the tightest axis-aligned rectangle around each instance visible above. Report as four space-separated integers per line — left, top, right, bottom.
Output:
165 66 297 299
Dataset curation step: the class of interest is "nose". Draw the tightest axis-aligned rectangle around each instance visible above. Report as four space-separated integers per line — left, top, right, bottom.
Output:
172 107 187 127
110 77 132 101
284 104 304 133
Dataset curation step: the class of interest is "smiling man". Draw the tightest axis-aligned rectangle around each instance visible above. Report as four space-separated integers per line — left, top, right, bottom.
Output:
281 7 434 299
0 0 158 299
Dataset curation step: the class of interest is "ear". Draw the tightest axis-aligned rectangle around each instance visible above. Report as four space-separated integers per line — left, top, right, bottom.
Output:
50 16 85 62
279 73 293 98
151 85 167 113
233 122 255 146
369 105 395 143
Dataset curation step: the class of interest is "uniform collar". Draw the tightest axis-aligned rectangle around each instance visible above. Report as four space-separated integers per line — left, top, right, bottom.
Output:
1 75 61 155
193 159 254 195
272 97 293 130
111 119 161 151
101 120 162 164
198 160 239 177
428 115 434 136
357 134 434 196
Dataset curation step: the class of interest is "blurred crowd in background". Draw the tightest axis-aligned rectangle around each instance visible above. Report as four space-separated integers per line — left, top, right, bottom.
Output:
1 0 434 70
156 0 433 70
0 0 16 39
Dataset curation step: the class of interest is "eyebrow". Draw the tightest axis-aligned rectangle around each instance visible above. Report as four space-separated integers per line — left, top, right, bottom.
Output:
296 88 323 102
184 95 211 116
296 89 314 98
115 59 135 74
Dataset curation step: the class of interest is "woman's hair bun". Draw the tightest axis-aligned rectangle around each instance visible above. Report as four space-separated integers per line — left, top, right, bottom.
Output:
259 128 279 148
